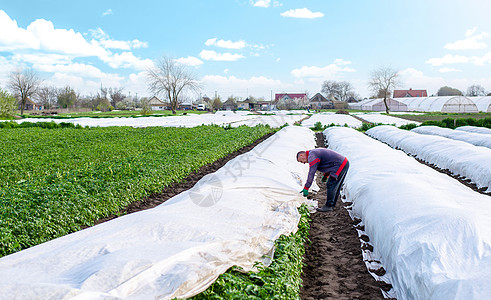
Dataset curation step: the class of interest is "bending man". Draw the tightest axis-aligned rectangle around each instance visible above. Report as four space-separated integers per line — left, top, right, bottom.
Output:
297 148 349 212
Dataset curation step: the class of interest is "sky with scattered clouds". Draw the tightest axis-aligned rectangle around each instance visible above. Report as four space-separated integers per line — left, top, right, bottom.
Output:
1 0 491 100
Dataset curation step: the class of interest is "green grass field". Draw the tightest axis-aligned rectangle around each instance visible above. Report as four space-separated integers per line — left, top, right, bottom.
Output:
0 125 274 257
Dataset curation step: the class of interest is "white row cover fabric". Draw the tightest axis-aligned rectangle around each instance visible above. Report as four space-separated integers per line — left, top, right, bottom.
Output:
354 112 420 126
366 125 491 192
456 126 491 135
411 126 491 149
11 112 308 128
323 127 491 300
0 126 317 300
300 112 362 128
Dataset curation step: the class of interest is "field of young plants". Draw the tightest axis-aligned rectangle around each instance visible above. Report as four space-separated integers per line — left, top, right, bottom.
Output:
0 124 273 257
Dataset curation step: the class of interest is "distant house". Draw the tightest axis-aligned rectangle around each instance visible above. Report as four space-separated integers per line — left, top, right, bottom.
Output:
274 93 308 109
393 88 428 98
309 93 334 110
178 102 193 110
149 96 170 110
222 99 237 111
18 97 41 111
275 93 308 104
256 100 272 110
237 98 256 110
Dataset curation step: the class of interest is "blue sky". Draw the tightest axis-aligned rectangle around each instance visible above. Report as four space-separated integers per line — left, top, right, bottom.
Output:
1 0 491 100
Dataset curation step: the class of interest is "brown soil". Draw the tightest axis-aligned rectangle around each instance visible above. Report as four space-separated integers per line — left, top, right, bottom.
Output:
300 133 391 300
87 129 393 299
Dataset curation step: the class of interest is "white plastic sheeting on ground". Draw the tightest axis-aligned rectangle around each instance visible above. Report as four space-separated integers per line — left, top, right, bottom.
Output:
323 127 491 300
354 112 421 126
230 113 306 127
0 126 317 300
300 112 362 128
411 125 491 149
455 126 491 135
11 112 308 129
366 125 491 193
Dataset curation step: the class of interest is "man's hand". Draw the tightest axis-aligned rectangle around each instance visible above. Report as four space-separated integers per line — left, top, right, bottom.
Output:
300 188 309 197
321 174 328 183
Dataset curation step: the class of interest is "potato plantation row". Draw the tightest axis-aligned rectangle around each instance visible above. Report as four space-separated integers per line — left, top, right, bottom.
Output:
0 124 274 257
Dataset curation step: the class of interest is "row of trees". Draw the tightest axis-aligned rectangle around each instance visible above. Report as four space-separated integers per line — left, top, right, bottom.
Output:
0 68 152 117
1 61 490 117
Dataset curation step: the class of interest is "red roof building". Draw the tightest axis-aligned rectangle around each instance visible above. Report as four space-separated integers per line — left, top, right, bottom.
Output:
274 93 307 103
393 89 428 98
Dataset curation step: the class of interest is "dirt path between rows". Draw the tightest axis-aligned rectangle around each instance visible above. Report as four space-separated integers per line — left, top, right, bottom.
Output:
89 129 391 299
300 133 390 300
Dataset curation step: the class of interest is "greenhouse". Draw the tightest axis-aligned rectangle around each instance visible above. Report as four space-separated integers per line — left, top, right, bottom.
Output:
468 96 491 113
396 96 479 113
349 98 408 111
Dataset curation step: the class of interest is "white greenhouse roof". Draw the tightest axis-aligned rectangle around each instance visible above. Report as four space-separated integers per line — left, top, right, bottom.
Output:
468 96 491 112
396 96 478 113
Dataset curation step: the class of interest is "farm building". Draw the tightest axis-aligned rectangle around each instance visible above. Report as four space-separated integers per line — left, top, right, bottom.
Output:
397 96 479 113
309 93 334 109
349 98 408 111
149 96 170 110
393 89 428 98
468 96 491 113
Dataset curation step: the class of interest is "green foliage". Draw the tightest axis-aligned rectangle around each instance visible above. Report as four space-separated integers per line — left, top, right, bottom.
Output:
398 123 418 130
0 121 86 129
0 88 17 118
0 125 274 257
420 117 491 129
190 205 311 300
356 122 384 132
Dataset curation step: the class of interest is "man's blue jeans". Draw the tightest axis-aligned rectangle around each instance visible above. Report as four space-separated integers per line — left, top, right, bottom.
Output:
324 161 349 208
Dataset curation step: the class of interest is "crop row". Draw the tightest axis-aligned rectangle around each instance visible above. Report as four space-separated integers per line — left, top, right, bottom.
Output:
0 125 274 257
190 204 311 300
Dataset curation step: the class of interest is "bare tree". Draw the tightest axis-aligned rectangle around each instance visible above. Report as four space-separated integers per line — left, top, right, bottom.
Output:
37 86 58 109
466 84 487 97
108 87 125 107
321 80 341 100
8 68 42 115
368 66 400 114
321 80 355 102
146 56 200 114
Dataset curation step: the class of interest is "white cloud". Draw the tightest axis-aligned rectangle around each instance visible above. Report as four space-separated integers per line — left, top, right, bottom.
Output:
175 56 204 67
0 11 107 57
252 0 270 8
439 67 462 73
201 74 292 98
199 50 245 61
90 28 148 50
426 52 491 66
444 31 488 50
291 59 355 78
33 63 105 78
12 53 73 65
205 38 247 49
425 54 470 66
466 27 478 37
102 52 154 70
280 8 324 19
224 69 229 74
250 0 282 8
102 9 113 17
